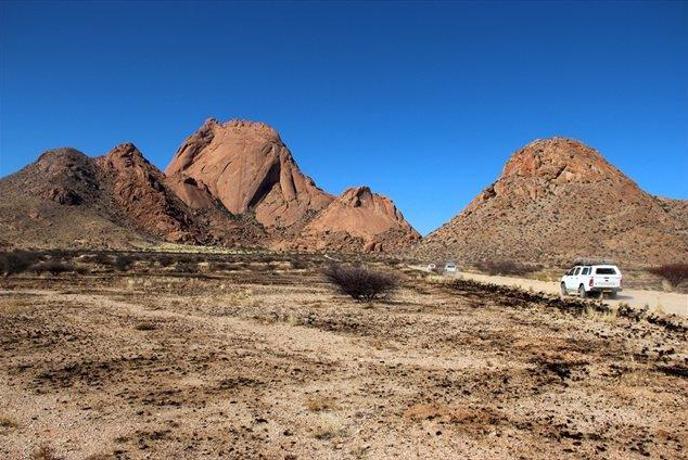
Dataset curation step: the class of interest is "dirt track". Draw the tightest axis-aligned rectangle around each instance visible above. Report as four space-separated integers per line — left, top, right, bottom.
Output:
413 268 688 317
1 266 687 459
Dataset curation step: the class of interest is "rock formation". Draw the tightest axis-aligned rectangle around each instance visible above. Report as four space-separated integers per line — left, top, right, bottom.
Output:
165 119 420 251
416 137 688 266
166 119 334 231
1 118 420 252
298 186 421 252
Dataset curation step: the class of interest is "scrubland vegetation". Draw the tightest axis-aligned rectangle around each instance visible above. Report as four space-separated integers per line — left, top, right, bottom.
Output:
1 250 687 458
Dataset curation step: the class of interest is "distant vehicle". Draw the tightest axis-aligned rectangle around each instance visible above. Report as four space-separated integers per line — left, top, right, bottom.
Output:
560 264 622 298
427 263 437 271
444 262 457 273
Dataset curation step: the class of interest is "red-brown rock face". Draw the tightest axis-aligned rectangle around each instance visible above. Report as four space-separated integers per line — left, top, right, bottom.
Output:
417 137 688 266
0 118 420 253
166 119 334 230
300 186 421 252
96 143 205 243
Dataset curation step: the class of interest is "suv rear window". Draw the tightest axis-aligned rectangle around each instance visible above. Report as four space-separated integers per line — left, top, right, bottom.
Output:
595 267 617 275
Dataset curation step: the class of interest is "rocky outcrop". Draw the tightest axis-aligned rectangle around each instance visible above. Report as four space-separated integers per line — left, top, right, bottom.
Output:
299 186 421 252
1 118 420 253
165 118 420 252
166 119 334 230
95 143 208 243
417 137 688 266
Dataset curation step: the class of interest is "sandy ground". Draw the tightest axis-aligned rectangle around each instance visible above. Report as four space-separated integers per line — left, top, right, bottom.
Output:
413 268 688 317
1 264 687 459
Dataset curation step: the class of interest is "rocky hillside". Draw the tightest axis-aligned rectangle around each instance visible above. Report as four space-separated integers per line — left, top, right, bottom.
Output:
0 118 419 252
294 186 421 252
165 119 419 251
416 137 688 266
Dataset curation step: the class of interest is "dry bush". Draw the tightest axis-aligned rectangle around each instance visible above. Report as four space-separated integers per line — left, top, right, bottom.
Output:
323 264 398 302
0 415 18 430
134 322 158 331
31 261 85 275
306 396 338 412
0 251 41 276
31 445 63 460
648 263 688 288
475 260 538 277
311 413 347 440
113 254 135 271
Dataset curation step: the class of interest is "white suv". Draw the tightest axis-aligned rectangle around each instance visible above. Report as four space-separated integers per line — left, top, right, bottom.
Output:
560 264 622 298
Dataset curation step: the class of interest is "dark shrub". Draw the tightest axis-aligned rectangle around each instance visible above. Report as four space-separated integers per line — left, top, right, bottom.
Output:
157 254 174 267
323 264 398 302
648 263 688 288
290 257 308 270
475 260 536 276
0 251 41 276
174 262 198 273
113 255 135 272
31 261 85 275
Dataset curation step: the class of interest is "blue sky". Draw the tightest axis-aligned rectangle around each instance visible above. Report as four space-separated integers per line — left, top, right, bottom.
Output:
1 1 686 235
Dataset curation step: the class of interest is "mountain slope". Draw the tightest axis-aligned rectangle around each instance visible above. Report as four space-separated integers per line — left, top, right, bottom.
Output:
1 118 419 252
416 137 688 266
166 119 334 232
0 144 256 249
0 147 152 249
165 118 420 251
295 186 421 252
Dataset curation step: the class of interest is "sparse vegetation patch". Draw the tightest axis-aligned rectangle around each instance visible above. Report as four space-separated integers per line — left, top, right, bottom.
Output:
323 264 398 302
648 263 688 289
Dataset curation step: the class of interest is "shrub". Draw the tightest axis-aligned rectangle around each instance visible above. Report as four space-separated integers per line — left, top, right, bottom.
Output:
323 265 398 302
648 263 688 288
290 257 308 270
475 260 536 277
113 255 135 272
156 254 175 267
31 261 83 275
0 251 41 276
174 261 198 273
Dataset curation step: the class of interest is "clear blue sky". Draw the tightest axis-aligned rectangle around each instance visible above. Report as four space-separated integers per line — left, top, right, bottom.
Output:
1 1 686 235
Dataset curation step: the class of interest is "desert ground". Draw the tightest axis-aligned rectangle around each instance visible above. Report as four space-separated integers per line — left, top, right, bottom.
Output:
1 252 687 460
412 268 688 317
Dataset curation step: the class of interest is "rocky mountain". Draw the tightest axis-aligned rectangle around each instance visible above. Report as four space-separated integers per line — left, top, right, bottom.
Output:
416 137 688 266
293 186 421 252
165 119 419 251
0 147 158 249
0 118 419 252
0 142 267 249
166 119 334 232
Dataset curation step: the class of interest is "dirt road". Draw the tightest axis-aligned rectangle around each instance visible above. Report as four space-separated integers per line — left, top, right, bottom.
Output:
415 268 688 317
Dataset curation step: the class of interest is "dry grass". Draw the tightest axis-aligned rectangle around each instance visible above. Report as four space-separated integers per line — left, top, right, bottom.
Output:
305 396 338 412
311 413 347 440
0 415 18 430
30 445 63 460
1 257 686 459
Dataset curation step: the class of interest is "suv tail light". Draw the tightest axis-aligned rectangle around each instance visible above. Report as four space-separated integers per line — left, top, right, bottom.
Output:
589 278 594 287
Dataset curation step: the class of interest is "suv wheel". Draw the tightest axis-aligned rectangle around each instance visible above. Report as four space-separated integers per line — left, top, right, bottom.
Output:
578 285 586 298
560 283 567 297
